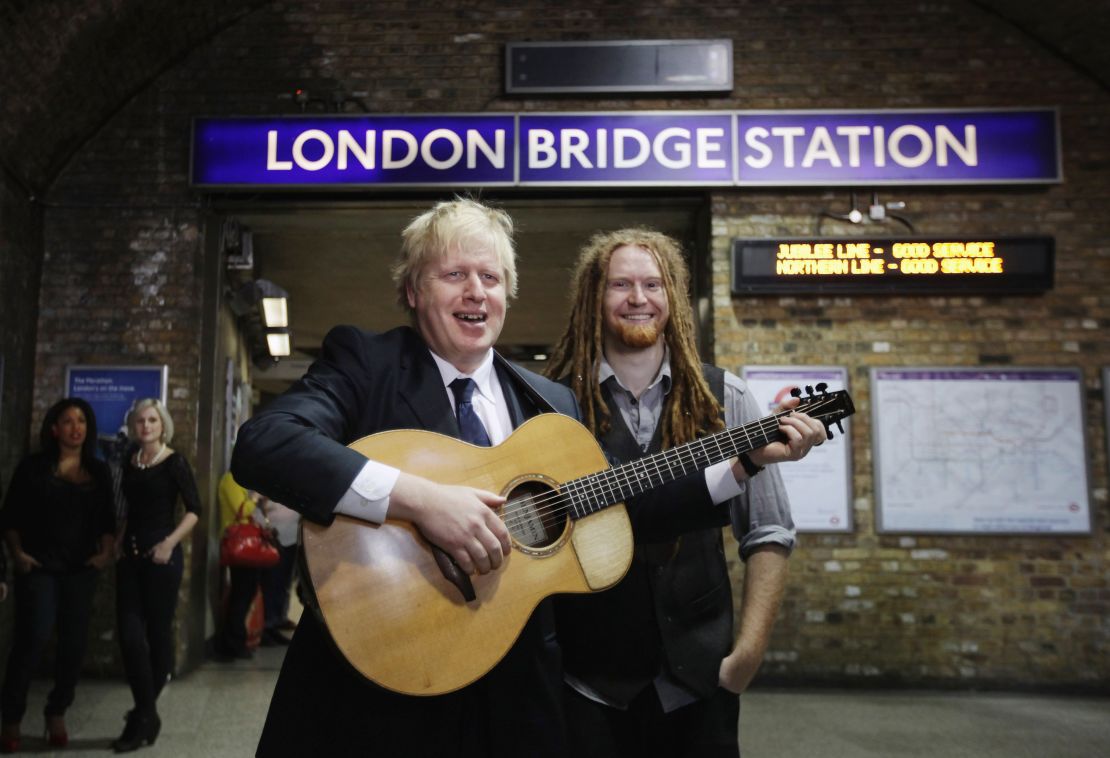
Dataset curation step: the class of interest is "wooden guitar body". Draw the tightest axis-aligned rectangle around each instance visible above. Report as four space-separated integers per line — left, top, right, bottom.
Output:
301 413 633 696
299 386 856 697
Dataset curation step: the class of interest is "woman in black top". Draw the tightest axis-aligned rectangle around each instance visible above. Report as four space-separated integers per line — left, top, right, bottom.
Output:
111 399 200 753
0 398 116 753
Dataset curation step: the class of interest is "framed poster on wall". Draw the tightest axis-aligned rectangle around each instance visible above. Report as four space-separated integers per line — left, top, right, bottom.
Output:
65 364 168 439
872 367 1091 534
741 366 853 532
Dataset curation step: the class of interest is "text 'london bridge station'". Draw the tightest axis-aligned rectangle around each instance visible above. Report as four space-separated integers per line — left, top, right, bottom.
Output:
192 108 1060 188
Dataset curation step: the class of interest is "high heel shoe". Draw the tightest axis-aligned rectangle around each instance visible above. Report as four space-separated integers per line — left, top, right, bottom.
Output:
45 713 69 748
0 722 20 754
111 709 161 753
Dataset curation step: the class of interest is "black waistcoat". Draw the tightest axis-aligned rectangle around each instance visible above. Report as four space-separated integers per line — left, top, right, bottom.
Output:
554 364 734 705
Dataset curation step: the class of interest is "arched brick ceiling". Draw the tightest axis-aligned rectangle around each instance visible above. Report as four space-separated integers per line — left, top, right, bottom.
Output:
973 0 1110 93
0 0 1107 197
0 0 268 194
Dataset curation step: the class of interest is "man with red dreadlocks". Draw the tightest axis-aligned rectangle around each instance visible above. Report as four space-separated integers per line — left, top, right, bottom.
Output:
546 229 826 757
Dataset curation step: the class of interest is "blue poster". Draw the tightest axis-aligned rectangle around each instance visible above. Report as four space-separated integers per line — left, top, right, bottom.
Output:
65 365 168 439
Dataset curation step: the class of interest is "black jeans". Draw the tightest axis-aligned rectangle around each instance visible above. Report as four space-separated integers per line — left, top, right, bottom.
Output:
563 683 741 758
115 547 183 716
0 566 100 723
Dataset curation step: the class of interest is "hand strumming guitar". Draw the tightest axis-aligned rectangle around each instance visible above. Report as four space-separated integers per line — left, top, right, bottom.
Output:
388 472 510 576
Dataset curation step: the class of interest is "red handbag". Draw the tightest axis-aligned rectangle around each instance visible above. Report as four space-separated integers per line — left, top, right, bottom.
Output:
220 504 280 568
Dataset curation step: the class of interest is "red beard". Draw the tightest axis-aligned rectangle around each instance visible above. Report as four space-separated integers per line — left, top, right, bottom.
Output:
613 320 661 348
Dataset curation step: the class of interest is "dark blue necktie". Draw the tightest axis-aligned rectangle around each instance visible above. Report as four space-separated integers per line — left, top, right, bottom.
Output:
449 377 492 447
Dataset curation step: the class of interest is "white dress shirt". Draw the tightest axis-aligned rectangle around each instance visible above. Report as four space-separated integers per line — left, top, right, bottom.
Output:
333 348 508 524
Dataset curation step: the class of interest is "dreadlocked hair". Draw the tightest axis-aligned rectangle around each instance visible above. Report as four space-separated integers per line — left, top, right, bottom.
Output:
546 228 724 448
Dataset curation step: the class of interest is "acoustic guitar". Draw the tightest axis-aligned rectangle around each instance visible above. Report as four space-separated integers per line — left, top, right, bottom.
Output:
302 385 854 696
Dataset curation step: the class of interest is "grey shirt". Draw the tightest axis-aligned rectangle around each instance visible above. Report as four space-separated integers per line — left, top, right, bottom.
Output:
568 354 796 712
598 354 796 559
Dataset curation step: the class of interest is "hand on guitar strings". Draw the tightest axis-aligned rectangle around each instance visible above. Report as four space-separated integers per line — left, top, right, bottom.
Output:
389 472 511 575
742 396 828 471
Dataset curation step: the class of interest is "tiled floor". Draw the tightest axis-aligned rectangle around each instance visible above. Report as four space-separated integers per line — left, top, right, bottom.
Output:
741 688 1110 758
10 655 1109 757
15 645 281 757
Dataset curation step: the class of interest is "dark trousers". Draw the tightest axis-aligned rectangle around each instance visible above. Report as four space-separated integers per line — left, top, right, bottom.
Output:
563 682 741 758
261 545 296 630
256 603 567 758
0 567 99 723
221 566 260 654
115 548 183 716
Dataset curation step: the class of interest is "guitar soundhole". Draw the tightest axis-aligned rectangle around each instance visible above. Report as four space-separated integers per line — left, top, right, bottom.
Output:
503 480 568 550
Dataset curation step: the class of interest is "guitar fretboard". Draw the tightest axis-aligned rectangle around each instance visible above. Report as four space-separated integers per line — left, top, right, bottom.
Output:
562 409 791 519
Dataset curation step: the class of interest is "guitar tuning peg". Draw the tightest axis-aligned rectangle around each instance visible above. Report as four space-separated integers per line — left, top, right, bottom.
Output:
790 387 802 398
805 385 814 396
826 428 834 441
816 382 828 393
835 420 845 434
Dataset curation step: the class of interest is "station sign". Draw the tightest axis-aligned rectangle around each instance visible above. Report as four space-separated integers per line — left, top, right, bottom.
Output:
191 109 1060 188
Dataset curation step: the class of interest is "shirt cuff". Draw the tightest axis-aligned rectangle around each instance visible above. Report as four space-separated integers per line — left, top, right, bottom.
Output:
737 525 797 560
704 460 746 505
333 459 401 524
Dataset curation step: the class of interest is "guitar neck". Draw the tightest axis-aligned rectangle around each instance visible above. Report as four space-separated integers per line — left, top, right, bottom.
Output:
564 411 789 519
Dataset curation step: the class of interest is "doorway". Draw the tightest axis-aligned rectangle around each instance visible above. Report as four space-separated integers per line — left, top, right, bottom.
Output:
226 195 708 397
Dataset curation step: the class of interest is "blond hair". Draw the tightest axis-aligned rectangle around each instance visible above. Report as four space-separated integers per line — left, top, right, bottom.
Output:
126 398 175 443
392 197 517 316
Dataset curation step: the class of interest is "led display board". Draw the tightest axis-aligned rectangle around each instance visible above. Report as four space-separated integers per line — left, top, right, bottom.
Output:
731 236 1053 295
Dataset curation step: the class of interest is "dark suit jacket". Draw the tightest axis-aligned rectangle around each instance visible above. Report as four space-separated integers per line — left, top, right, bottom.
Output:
231 325 724 757
232 325 578 758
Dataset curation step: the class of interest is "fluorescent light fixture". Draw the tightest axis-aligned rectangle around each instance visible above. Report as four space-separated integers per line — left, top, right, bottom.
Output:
266 331 292 357
261 296 288 327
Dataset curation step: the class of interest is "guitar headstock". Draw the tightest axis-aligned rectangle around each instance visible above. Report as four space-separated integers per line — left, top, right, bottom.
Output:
790 383 855 440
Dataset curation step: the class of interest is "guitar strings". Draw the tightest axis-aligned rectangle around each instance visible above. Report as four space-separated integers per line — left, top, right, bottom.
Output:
499 396 841 532
499 396 842 535
498 418 775 532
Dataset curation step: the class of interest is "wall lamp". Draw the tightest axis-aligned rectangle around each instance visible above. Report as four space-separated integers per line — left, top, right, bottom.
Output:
232 279 289 324
265 329 292 357
232 279 290 326
260 292 288 328
230 279 294 363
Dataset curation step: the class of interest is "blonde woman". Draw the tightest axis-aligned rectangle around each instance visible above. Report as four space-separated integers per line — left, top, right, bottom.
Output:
112 399 199 753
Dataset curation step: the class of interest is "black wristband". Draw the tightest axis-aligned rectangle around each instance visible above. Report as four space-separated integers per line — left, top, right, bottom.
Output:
739 453 764 478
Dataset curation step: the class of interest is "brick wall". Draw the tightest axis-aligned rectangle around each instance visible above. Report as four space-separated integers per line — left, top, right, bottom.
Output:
0 174 41 483
702 1 1108 688
26 0 1109 686
29 204 206 672
0 173 42 663
711 189 1108 689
